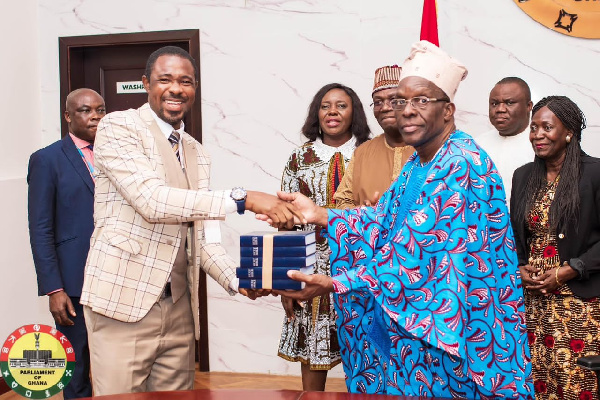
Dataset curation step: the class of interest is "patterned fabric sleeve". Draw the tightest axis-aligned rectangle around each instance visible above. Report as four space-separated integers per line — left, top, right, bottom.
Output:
95 111 229 223
198 242 237 294
281 148 300 193
328 204 388 293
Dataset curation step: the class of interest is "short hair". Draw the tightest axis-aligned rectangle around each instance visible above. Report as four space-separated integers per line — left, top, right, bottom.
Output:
144 46 198 81
495 77 531 102
65 88 103 112
301 83 370 145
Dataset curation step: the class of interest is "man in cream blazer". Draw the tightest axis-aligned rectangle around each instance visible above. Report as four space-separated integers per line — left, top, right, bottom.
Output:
81 46 300 395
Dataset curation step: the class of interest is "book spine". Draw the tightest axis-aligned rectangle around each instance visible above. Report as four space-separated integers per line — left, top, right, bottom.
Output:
239 233 314 246
239 256 314 268
238 279 303 290
236 266 313 279
240 245 315 257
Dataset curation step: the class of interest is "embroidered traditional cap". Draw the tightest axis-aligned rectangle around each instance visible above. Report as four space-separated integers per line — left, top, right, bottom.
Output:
372 65 401 95
399 40 468 102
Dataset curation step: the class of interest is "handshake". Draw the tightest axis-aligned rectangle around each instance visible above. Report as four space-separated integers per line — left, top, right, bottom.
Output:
238 190 333 301
245 190 328 229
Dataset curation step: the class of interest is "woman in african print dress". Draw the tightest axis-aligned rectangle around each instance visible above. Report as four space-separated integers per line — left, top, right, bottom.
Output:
278 83 370 391
511 96 600 400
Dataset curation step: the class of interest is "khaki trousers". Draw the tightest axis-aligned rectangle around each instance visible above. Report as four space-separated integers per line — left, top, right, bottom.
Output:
84 292 195 395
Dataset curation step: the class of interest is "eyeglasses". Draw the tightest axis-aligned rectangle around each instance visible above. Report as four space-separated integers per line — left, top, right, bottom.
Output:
390 96 449 111
369 99 395 111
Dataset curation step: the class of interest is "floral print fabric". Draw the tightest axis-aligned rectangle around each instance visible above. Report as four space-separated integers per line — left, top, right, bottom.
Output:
327 131 534 398
525 179 600 400
278 138 355 370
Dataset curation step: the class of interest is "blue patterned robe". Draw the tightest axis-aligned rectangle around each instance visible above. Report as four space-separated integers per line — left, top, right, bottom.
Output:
327 131 533 399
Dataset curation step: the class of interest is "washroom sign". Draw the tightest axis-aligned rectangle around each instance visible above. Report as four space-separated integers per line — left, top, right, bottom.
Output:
116 81 147 94
514 0 600 38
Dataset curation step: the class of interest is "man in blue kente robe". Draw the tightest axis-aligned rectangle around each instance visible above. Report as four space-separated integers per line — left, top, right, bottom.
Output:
265 41 534 399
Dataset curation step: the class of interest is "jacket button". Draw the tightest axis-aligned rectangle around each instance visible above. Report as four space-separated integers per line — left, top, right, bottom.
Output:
166 239 174 245
558 233 564 239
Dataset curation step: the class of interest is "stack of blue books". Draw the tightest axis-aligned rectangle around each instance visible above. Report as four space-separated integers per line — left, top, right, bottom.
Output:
237 231 316 290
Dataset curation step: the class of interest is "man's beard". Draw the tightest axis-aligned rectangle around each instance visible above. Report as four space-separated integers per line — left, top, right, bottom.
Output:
159 107 186 126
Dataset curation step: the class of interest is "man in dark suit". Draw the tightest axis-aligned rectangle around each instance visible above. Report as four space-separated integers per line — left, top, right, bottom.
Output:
27 88 106 399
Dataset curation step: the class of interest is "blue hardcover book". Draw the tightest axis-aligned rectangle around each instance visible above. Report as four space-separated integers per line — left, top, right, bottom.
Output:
239 231 316 247
240 243 316 257
236 265 314 279
238 279 304 290
240 254 316 268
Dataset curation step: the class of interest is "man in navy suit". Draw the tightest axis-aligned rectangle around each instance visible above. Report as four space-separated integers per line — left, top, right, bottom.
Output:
28 88 105 399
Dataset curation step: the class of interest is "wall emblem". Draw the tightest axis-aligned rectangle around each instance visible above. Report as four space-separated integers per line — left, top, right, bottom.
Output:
0 325 75 399
514 0 600 39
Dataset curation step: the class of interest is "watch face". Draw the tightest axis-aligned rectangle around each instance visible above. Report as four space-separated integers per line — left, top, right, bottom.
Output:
231 187 246 201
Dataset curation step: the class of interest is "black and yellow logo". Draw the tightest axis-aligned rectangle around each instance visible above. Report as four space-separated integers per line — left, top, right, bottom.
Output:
0 325 75 399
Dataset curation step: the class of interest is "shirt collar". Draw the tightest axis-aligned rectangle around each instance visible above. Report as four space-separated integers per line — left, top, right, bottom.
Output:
148 107 185 140
312 136 357 161
380 133 409 151
69 133 92 149
492 127 530 142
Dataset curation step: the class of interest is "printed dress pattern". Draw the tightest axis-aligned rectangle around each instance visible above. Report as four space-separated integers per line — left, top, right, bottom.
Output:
278 137 356 370
525 178 600 400
327 131 534 398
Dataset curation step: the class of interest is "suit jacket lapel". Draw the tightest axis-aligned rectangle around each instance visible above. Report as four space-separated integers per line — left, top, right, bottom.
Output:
181 132 200 325
182 136 199 190
62 134 94 194
139 104 188 188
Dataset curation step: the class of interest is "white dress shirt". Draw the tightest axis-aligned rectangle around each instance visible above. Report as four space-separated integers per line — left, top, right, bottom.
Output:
476 128 534 203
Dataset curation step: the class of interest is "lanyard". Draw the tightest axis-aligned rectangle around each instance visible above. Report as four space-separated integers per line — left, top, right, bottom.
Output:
76 147 95 182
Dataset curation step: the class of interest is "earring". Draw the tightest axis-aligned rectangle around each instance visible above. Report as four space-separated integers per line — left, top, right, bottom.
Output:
566 136 571 143
319 126 323 136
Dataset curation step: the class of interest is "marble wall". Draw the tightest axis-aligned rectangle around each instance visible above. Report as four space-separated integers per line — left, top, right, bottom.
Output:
0 0 53 350
31 0 600 378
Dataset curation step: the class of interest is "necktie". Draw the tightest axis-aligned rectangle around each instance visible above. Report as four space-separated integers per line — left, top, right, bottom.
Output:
77 144 95 180
168 131 180 162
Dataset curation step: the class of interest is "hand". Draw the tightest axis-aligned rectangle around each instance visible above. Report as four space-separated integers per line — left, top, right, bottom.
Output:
246 191 306 229
519 263 548 296
523 263 579 296
49 291 75 326
272 270 334 301
256 191 327 227
239 288 271 300
518 264 540 289
525 267 561 295
281 295 297 322
363 191 380 207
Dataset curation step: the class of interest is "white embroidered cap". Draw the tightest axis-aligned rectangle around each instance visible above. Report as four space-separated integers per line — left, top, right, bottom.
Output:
399 40 468 102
